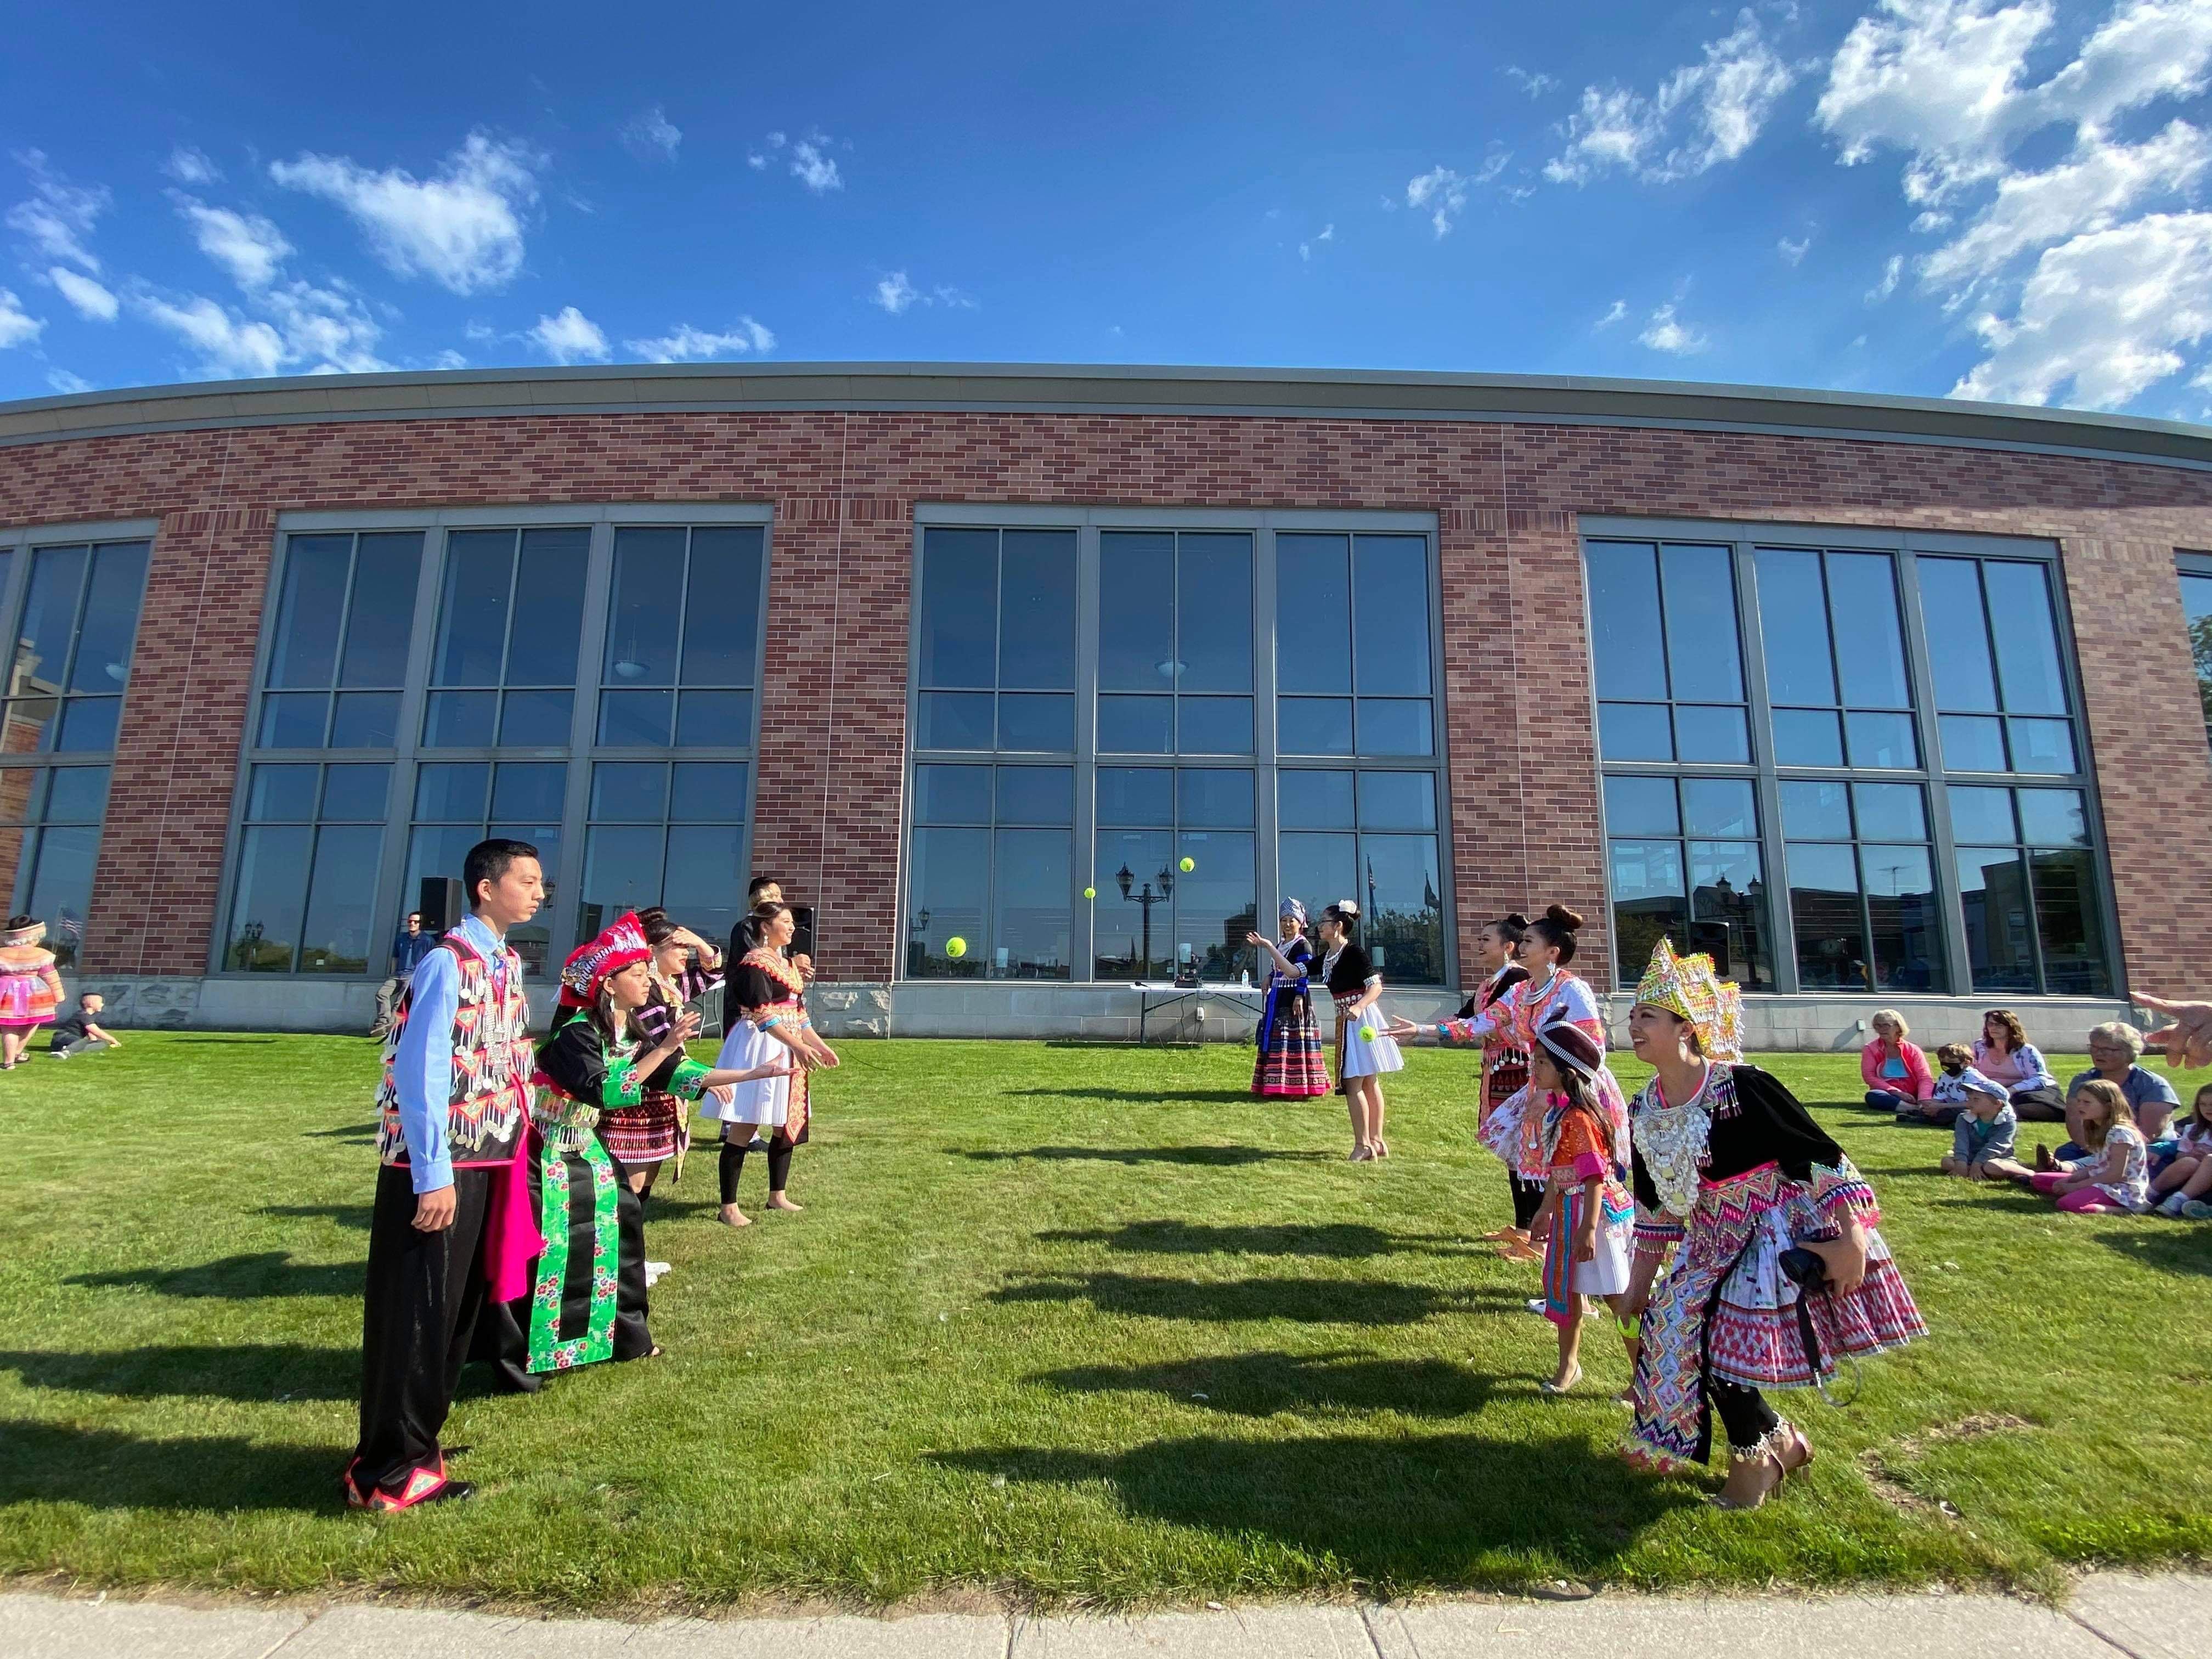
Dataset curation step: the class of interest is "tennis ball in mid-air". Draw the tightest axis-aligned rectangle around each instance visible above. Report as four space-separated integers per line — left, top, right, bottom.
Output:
1179 856 1195 873
1359 1025 1377 1041
1082 886 1096 900
945 936 967 958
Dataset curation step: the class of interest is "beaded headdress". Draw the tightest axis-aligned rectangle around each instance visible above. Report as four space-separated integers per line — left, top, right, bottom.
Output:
1634 938 1743 1063
0 918 45 948
1534 1004 1604 1081
557 911 652 1008
1279 898 1308 927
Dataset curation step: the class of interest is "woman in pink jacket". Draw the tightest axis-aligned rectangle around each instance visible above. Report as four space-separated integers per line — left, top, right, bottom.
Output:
1861 1008 1937 1121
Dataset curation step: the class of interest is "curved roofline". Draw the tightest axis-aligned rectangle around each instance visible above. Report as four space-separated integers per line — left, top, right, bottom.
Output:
4 360 2212 471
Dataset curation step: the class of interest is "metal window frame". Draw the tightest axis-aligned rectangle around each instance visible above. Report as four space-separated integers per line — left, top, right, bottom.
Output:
1582 515 2120 998
903 504 1452 987
213 503 774 978
2177 552 2212 753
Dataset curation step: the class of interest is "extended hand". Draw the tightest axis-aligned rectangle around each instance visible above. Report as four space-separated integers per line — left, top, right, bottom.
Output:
1809 1234 1868 1295
413 1184 458 1232
2135 992 2212 1070
669 1008 703 1045
707 1083 736 1108
813 1043 841 1070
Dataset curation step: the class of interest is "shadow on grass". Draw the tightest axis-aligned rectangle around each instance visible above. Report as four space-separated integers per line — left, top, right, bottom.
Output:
1034 1348 1504 1418
301 1121 379 1143
989 1271 1516 1325
929 1430 1688 1587
2094 1228 2212 1278
170 1036 283 1045
260 1203 375 1231
0 1343 355 1402
965 1146 1331 1167
1011 1087 1266 1105
0 1421 338 1513
1038 1220 1480 1260
68 1252 362 1299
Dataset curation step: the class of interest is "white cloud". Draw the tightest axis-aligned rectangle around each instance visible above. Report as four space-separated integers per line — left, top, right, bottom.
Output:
431 348 468 371
165 145 221 185
1406 165 1469 236
1544 9 1796 185
127 272 387 378
529 304 609 363
6 151 109 272
269 131 543 295
1869 252 1905 300
874 271 918 314
50 266 117 321
174 198 293 289
747 153 769 170
0 288 42 348
1505 65 1559 98
623 105 682 162
1779 234 1813 263
1299 223 1336 261
1639 302 1709 353
789 136 842 193
47 368 91 393
131 292 285 377
1596 298 1629 328
624 319 776 360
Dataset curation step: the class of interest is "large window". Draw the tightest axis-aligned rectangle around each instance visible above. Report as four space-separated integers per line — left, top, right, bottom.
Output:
1587 525 2112 997
222 510 768 978
903 512 1448 985
2180 556 2212 748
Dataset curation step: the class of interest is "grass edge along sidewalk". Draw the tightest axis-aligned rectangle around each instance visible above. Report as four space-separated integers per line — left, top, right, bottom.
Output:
1 1035 2208 1610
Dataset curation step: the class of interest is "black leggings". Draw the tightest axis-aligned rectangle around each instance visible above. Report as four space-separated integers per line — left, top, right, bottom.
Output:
1710 1376 1782 1457
720 1136 792 1200
1509 1170 1545 1231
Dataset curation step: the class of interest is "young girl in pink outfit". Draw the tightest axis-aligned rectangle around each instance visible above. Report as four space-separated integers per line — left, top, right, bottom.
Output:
2018 1080 2149 1214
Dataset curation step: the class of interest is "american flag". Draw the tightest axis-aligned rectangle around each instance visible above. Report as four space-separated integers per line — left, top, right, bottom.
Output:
57 912 82 945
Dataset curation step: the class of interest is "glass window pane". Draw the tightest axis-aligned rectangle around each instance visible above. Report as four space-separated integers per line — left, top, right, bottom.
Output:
403 823 484 926
1674 705 1750 764
1681 777 1756 838
414 762 490 821
1278 831 1357 930
54 698 121 752
597 688 675 747
1956 848 2037 991
1756 549 1838 707
1359 832 1444 983
996 766 1073 825
1786 840 1865 991
1096 767 1173 827
432 530 515 686
1948 785 2017 845
576 824 667 943
2017 788 2090 848
1598 702 1672 761
997 692 1073 752
1178 696 1253 754
6 692 60 752
1098 532 1175 691
1586 543 1668 701
2182 571 2212 736
1852 782 1927 842
604 528 685 686
676 688 755 747
224 823 311 972
1609 839 1688 991
40 765 108 823
1826 552 1911 708
1780 780 1852 840
1939 713 2007 771
916 528 998 690
1093 828 1175 979
992 828 1071 979
907 825 991 977
661 823 749 945
996 530 1076 690
2008 717 2076 774
1171 828 1256 980
915 690 993 751
1353 535 1430 696
267 537 347 689
491 761 567 823
1660 544 1742 702
2032 847 2111 994
338 533 422 687
1985 561 2069 715
320 763 389 821
0 821 21 909
1358 770 1437 830
329 691 400 748
680 526 765 687
503 527 589 686
1278 696 1353 755
590 761 669 821
1357 698 1433 756
423 689 497 748
1177 533 1254 693
1918 556 2001 710
69 542 148 693
1280 770 1355 829
23 824 97 969
499 687 573 746
258 692 328 749
1689 840 1773 990
1604 776 1679 837
297 825 382 973
1276 534 1352 694
915 765 991 824
669 761 750 823
249 763 321 820
1771 708 1844 766
1180 768 1256 827
1097 694 1172 754
1863 844 1944 992
1846 710 1918 769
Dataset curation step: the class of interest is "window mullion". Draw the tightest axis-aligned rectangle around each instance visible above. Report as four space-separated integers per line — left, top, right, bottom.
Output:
1254 527 1280 958
1735 543 1798 994
1895 548 1970 997
1074 523 1099 979
558 522 618 967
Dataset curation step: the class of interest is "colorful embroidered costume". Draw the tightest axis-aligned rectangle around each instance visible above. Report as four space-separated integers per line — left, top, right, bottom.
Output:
1441 967 1629 1197
1463 961 1538 1229
0 922 66 1032
599 948 722 1170
1539 1092 1635 1327
703 946 813 1144
1252 900 1328 1098
1324 940 1403 1080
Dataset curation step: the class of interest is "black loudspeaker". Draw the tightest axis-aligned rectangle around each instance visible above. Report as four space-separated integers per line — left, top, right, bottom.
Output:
419 877 468 936
729 904 817 965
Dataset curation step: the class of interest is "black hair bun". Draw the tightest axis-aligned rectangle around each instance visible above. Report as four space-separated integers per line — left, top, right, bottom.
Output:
1544 903 1583 932
1501 911 1531 930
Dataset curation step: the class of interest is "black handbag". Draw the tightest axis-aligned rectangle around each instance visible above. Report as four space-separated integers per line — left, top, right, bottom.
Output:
1778 1246 1860 1405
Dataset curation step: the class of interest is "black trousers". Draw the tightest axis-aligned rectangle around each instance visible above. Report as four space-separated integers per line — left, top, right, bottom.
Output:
353 1164 493 1498
1710 1376 1782 1456
1509 1169 1545 1231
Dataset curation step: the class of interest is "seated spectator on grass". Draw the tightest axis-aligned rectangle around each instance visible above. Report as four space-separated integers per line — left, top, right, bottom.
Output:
2061 1022 2179 1158
1987 1079 2149 1212
1938 1066 2016 1181
1972 1008 2064 1121
1861 1009 1936 1118
2151 1082 2212 1219
48 992 121 1058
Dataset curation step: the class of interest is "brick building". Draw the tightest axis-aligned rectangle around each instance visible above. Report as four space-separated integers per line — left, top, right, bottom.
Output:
2 362 2209 1046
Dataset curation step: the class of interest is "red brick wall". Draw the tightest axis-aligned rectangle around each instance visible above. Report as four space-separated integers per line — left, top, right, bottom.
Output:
0 407 2208 991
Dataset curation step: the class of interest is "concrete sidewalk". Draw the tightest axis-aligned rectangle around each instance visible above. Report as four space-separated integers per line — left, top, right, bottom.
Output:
5 1573 2208 1659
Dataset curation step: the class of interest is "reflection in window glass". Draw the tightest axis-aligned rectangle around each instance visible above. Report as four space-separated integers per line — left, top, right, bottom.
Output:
1757 549 1837 708
1277 535 1352 694
1278 697 1354 755
1359 832 1443 984
1825 552 1911 709
2181 569 2212 743
1354 535 1431 697
2032 848 2110 994
1610 839 1688 988
1675 705 1750 763
1587 543 1667 701
1787 841 1865 991
1598 702 1672 761
1661 544 1742 702
1862 844 1942 992
1985 561 2068 715
1604 776 1678 837
1956 847 2036 991
1918 557 2000 712
1690 840 1772 988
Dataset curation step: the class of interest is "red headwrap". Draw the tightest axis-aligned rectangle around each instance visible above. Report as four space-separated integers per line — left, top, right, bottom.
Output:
557 912 652 1008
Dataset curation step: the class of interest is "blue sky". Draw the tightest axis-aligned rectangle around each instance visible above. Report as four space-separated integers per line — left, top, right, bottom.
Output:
4 2 2211 415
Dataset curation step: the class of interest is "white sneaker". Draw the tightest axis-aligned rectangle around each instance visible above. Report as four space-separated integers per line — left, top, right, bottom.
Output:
2157 1192 2190 1217
643 1261 672 1287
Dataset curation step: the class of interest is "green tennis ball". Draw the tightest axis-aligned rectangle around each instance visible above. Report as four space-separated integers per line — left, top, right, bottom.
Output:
1082 887 1096 900
1359 1025 1377 1041
945 936 967 958
1179 856 1195 873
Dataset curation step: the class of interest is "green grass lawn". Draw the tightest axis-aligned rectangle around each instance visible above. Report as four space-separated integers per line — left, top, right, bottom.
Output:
1 1032 2207 1609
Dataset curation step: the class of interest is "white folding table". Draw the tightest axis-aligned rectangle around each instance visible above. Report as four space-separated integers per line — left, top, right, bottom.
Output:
1125 979 1269 1043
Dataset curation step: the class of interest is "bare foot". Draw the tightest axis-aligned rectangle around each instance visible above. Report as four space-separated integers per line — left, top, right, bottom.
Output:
718 1205 752 1228
766 1193 804 1212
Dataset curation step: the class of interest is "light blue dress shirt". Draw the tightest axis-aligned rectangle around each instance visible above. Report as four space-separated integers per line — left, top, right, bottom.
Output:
392 913 511 1194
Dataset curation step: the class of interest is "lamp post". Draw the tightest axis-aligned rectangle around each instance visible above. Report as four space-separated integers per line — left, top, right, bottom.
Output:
1115 861 1175 977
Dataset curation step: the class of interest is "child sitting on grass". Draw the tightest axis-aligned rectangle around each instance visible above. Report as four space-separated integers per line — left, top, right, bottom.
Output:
2150 1082 2212 1219
1937 1049 2015 1181
1987 1079 2149 1213
47 992 121 1058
